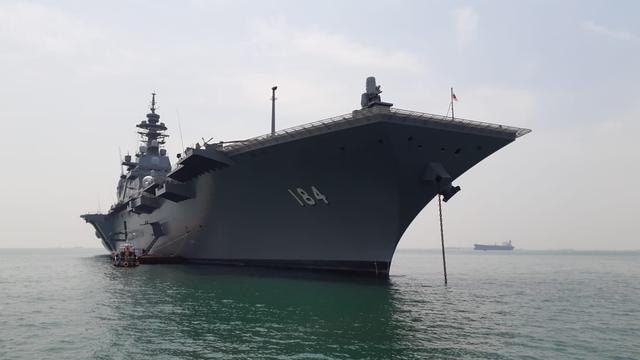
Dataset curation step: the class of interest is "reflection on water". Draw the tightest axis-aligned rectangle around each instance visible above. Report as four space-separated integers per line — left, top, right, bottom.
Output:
1 249 638 359
97 260 406 359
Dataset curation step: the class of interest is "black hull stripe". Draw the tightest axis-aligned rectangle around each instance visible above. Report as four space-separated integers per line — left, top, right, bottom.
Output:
144 257 391 276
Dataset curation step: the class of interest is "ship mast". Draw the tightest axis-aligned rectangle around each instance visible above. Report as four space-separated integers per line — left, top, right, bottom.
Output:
136 92 169 156
151 92 157 113
271 86 277 136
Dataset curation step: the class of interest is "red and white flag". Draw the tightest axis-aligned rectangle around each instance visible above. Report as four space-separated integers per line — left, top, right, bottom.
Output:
451 92 458 101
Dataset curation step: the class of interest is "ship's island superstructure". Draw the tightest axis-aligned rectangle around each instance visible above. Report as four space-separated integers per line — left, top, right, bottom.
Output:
82 78 530 275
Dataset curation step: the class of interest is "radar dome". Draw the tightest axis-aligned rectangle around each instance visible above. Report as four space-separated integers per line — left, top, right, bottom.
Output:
142 176 154 188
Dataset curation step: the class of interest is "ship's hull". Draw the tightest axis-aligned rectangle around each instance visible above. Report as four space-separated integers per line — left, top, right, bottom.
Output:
474 244 514 251
83 112 519 275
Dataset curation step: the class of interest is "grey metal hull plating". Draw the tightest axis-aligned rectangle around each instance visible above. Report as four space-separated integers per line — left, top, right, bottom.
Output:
84 114 517 275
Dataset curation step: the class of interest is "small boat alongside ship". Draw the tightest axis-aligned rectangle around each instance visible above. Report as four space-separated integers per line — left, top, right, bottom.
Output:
474 241 514 251
112 243 140 267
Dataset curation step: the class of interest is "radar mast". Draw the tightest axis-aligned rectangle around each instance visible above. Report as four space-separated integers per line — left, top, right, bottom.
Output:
136 93 169 156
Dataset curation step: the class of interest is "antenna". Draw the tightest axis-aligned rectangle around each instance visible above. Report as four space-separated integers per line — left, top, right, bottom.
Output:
118 147 124 176
271 86 277 136
150 92 157 113
201 137 213 145
176 108 185 152
450 87 454 120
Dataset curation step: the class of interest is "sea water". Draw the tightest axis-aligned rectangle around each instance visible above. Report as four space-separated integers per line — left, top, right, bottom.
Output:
0 248 638 359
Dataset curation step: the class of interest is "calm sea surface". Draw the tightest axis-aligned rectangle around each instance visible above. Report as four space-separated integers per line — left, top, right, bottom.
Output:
0 248 638 359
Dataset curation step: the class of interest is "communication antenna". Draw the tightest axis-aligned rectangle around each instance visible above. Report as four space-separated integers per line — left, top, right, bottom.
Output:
201 137 213 145
118 147 124 176
150 92 158 113
271 86 277 136
176 108 185 152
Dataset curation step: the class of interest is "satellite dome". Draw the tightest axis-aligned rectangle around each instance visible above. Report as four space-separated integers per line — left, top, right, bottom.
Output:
142 176 154 188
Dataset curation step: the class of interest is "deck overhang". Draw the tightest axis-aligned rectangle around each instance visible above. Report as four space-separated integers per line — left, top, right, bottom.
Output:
221 106 531 156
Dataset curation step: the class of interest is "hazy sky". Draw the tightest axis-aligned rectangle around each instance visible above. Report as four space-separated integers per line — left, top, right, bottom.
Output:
0 0 638 250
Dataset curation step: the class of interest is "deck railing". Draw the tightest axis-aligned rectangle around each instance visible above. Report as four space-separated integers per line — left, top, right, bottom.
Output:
222 107 531 153
390 108 532 138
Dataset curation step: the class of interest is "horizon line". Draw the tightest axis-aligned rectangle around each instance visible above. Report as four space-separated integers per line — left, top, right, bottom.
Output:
0 246 638 252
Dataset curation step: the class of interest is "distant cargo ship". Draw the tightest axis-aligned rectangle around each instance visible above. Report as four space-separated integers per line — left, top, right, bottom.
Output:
474 241 514 251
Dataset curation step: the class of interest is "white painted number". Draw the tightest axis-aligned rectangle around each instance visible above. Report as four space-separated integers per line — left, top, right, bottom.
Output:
311 186 328 204
288 185 329 207
287 189 304 206
296 188 316 205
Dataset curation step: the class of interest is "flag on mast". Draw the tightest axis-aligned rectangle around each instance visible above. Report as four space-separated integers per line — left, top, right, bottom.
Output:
449 87 457 120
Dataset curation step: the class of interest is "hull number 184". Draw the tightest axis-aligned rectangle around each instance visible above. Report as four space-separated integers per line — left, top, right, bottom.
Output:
288 186 329 206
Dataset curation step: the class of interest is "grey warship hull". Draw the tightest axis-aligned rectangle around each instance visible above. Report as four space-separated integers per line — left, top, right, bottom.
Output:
82 90 529 276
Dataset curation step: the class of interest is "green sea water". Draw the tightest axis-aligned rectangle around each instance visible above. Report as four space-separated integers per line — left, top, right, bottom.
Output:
0 248 638 359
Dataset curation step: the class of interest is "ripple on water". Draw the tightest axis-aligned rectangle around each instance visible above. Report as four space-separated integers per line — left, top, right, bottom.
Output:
0 249 638 359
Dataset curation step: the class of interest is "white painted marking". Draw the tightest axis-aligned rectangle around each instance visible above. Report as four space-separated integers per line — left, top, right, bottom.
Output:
296 188 316 205
311 186 329 204
288 189 304 206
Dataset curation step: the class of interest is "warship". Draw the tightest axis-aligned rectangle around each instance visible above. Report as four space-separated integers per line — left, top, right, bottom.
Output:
81 77 530 275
